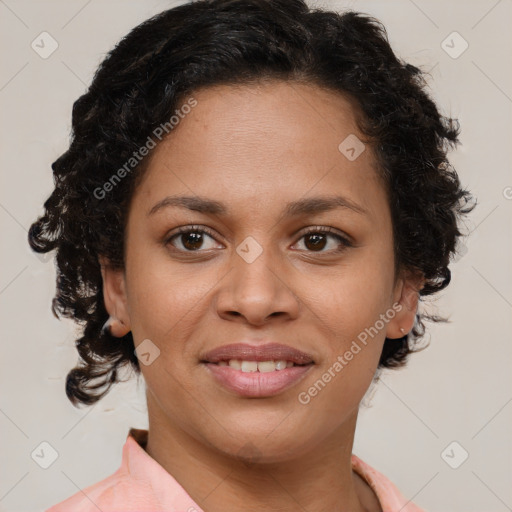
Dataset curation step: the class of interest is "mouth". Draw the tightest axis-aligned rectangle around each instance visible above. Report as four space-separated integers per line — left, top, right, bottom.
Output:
200 342 315 366
206 359 313 372
200 342 315 397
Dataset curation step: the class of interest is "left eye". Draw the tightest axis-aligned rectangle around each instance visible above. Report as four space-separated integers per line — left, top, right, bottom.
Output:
293 228 352 253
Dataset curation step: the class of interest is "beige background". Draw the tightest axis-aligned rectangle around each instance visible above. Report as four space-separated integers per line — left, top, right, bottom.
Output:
1 0 511 510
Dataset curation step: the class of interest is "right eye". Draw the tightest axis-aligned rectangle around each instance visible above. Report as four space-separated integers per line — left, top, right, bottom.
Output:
165 225 224 252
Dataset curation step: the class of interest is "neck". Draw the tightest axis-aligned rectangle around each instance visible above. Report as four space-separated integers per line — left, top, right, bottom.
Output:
144 391 377 512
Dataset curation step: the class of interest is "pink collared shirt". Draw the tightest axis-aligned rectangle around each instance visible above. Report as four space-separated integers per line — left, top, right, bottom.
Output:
45 428 426 512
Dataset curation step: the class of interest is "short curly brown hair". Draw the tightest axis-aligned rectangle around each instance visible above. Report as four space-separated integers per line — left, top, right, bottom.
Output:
28 0 475 407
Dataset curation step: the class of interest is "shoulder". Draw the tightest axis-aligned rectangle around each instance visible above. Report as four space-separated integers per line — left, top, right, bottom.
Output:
44 470 159 512
45 429 160 512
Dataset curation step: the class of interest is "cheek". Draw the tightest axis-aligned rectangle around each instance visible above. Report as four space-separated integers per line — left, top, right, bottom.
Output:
124 245 199 339
125 245 227 371
307 245 395 341
294 277 389 436
293 244 393 406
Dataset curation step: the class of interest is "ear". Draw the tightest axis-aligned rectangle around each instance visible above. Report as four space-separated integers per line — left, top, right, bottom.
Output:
98 255 131 337
385 270 425 339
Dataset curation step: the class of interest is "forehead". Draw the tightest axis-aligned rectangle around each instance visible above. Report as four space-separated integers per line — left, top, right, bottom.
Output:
132 80 385 220
176 80 366 151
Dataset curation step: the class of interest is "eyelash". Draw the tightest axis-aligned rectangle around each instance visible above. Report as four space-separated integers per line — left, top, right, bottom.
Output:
164 225 353 255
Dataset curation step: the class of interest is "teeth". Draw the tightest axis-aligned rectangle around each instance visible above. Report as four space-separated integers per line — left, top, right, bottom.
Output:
258 361 277 373
228 359 241 370
221 359 295 372
241 361 258 373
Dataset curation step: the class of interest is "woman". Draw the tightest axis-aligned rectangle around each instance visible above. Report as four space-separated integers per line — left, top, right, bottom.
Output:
29 0 475 510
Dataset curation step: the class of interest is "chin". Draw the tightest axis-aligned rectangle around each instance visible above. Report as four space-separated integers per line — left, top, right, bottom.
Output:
203 420 318 465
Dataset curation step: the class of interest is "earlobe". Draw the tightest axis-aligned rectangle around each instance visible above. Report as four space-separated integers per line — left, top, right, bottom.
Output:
98 255 131 337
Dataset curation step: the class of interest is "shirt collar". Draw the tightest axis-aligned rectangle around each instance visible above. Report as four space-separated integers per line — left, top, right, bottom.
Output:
123 427 205 511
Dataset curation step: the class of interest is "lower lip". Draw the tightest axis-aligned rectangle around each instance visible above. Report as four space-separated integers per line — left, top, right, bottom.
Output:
204 363 313 397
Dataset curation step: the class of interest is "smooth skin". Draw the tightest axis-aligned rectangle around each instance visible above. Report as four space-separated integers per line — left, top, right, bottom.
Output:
100 80 424 512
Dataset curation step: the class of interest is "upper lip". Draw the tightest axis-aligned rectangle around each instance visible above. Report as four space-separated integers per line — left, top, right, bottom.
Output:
201 343 315 365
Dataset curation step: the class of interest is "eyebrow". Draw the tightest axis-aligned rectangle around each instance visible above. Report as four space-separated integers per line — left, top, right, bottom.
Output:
147 194 368 218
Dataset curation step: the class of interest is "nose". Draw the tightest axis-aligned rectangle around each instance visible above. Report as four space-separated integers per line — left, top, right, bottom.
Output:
214 242 300 326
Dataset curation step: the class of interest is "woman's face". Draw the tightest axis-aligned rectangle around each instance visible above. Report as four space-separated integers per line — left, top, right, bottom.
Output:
102 80 420 462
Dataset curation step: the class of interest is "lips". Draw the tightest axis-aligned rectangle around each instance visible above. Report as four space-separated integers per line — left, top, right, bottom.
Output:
200 342 315 397
201 342 315 365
